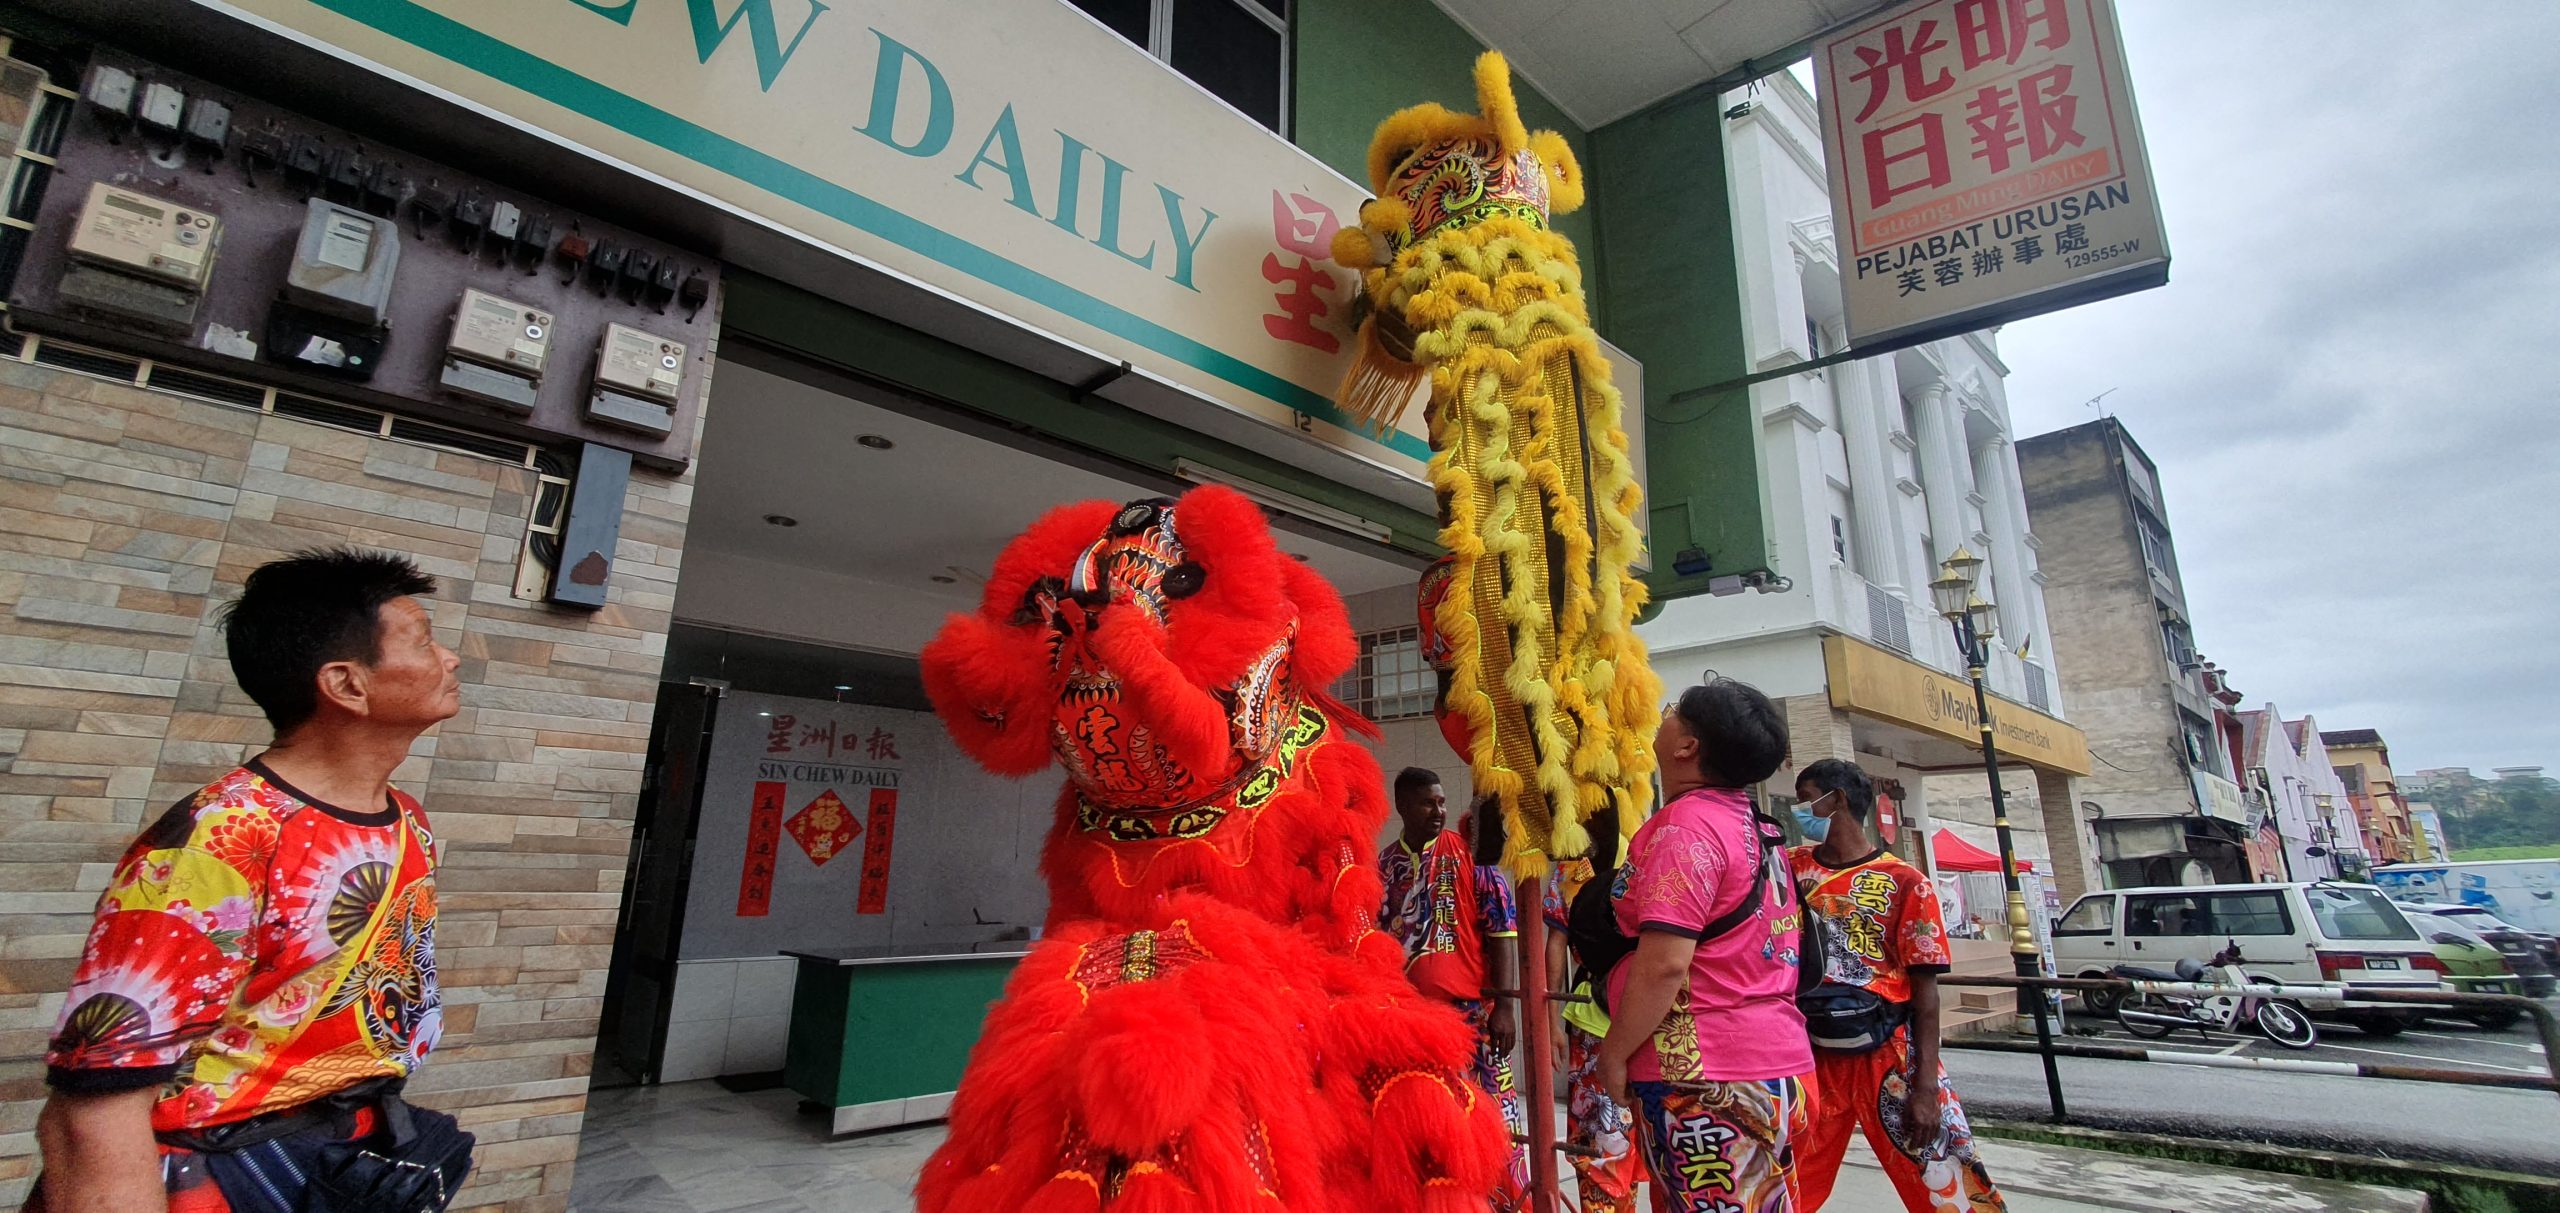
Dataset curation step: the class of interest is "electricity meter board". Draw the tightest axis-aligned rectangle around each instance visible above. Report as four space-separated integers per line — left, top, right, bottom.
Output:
7 47 720 471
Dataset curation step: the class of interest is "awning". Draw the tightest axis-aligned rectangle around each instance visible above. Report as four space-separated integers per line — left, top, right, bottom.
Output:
1932 829 2033 874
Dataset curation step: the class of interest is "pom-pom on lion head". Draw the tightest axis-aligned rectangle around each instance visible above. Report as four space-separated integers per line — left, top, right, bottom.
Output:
1331 52 1584 270
921 486 1364 811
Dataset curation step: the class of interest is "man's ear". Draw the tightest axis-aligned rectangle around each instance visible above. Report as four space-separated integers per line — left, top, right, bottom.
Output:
314 661 368 718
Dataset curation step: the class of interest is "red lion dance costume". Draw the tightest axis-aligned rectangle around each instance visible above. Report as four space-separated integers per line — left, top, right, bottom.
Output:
915 485 1508 1213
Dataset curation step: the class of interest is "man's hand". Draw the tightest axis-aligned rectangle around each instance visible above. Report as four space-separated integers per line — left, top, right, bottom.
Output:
1902 1074 1944 1155
1551 1023 1570 1074
1597 1050 1632 1109
33 1087 167 1213
1488 1003 1518 1057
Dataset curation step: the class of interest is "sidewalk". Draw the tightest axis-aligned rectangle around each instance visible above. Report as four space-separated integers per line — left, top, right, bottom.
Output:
564 1081 2429 1212
1823 1135 2427 1213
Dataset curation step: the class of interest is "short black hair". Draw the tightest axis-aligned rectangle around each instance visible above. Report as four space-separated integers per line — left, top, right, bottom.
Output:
1797 758 1877 823
1393 767 1440 803
222 548 437 733
1671 675 1787 788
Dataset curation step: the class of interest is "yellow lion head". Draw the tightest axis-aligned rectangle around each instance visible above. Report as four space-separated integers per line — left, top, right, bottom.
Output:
1331 52 1585 270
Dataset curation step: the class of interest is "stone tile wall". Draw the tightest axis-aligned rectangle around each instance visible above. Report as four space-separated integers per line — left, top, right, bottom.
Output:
0 357 691 1212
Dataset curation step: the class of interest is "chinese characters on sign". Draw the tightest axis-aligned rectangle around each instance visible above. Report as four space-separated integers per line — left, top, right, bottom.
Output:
1815 0 2167 345
737 781 786 917
858 789 899 915
1261 190 1347 354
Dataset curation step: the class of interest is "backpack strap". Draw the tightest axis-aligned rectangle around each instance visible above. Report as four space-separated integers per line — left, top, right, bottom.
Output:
1695 813 1785 942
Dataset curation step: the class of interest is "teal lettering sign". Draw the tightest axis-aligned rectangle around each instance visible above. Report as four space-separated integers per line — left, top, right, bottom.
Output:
284 0 1418 459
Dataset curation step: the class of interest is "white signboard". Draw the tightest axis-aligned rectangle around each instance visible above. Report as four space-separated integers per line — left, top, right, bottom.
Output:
681 690 1049 959
1813 0 2168 346
211 0 1425 470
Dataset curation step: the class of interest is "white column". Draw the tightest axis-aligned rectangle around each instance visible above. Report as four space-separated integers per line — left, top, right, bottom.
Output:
1993 444 2056 664
1832 354 1909 594
1908 381 1973 567
1973 435 2032 644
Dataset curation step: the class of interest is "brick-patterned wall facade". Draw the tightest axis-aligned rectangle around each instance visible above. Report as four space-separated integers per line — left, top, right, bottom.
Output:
0 358 691 1212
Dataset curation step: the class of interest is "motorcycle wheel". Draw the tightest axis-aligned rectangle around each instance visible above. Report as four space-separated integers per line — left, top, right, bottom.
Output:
2118 993 2177 1039
2254 1000 2318 1050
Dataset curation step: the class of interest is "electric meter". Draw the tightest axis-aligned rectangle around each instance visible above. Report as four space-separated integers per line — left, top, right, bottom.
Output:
58 183 220 334
586 323 683 436
439 288 552 412
283 198 400 325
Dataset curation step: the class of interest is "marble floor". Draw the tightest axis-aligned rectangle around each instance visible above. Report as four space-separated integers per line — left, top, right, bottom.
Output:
569 1082 938 1213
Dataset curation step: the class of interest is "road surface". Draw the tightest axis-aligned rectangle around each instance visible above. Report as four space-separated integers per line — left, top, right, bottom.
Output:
1945 1014 2559 1175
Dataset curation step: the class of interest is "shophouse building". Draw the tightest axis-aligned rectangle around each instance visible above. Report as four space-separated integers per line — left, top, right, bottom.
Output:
2324 728 2423 864
1634 67 2099 921
2238 706 2363 881
2017 417 2250 888
0 1 1961 1206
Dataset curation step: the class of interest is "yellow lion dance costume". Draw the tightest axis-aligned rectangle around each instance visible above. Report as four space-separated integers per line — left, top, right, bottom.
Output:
1332 52 1661 874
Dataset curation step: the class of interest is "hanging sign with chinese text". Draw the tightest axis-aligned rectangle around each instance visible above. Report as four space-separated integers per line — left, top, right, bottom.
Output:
737 781 786 917
858 789 899 916
1814 0 2168 346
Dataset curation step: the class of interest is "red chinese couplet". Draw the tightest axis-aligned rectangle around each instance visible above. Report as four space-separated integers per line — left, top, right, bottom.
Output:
738 781 785 917
857 788 898 915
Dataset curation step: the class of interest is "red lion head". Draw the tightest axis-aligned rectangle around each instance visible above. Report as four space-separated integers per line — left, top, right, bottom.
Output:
922 486 1367 810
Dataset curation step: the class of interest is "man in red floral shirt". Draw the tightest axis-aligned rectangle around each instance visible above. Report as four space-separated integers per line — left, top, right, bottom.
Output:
33 549 465 1213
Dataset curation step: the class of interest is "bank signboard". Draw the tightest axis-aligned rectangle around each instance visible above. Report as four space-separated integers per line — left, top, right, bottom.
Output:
1822 635 2092 776
210 0 1423 468
1812 0 2168 347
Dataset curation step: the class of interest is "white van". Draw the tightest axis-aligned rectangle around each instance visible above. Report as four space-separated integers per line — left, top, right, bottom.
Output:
2050 881 2445 1036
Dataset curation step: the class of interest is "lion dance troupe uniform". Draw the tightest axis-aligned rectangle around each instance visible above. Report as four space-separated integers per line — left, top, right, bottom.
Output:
1789 845 2004 1212
1379 828 1529 1209
1610 787 1814 1213
43 762 441 1212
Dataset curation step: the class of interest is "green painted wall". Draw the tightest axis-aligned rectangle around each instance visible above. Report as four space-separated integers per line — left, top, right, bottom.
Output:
1590 92 1770 592
1291 0 1595 258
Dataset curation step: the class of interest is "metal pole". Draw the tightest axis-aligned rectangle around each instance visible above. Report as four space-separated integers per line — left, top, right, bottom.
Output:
1960 612 2068 1122
1515 875 1562 1213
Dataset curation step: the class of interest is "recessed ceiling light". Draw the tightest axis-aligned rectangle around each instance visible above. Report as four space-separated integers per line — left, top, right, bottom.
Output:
930 574 958 584
764 514 799 527
834 684 852 692
857 434 895 450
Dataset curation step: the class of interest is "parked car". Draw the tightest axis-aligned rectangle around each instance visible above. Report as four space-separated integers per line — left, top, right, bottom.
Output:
2051 882 2445 1035
2402 902 2557 1000
2410 913 2529 1030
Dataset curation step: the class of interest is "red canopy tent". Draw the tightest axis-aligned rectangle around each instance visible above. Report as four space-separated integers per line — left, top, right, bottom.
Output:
1931 828 2034 873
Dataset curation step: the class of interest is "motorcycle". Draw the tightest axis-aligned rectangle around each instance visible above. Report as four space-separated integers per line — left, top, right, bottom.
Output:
2111 939 2319 1050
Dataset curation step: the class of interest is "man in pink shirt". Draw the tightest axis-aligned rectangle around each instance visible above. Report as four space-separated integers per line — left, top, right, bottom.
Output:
1597 677 1812 1212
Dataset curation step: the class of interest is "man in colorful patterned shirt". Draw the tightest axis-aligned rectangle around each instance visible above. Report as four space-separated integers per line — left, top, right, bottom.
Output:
34 549 464 1213
1788 758 2004 1212
1378 769 1526 1210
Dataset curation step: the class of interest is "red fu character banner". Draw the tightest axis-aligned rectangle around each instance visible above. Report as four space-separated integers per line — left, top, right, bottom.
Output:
858 788 898 915
738 781 786 916
1814 0 2167 346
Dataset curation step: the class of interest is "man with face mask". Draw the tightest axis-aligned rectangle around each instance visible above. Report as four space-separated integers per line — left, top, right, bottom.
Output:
1787 759 2005 1213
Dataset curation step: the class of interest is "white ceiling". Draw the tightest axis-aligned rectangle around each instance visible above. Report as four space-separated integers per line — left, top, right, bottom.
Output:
677 363 1423 639
1430 0 1886 129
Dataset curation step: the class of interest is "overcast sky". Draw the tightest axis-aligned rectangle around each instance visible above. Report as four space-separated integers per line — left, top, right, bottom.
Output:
1972 3 2560 777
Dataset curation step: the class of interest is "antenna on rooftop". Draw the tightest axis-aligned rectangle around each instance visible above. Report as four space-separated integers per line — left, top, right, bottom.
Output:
2083 388 2120 417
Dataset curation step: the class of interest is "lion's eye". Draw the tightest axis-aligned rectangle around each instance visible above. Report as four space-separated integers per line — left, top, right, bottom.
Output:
1162 563 1205 600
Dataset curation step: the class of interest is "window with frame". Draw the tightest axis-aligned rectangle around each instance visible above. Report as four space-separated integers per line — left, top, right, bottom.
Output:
1334 625 1436 721
2203 891 2292 937
1067 0 1290 134
1831 515 1850 563
2055 896 2116 935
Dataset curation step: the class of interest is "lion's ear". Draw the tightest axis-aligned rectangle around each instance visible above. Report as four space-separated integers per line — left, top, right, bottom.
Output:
1278 558 1355 690
1531 130 1583 215
1165 485 1284 616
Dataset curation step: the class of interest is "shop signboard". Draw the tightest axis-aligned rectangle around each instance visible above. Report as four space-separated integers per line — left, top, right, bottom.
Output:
1822 635 2092 776
1813 0 2168 347
209 0 1426 470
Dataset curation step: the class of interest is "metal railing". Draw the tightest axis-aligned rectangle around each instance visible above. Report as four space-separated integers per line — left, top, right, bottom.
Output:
1938 973 2560 1114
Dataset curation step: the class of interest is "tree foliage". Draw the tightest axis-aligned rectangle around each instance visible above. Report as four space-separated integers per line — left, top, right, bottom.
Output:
2418 773 2560 851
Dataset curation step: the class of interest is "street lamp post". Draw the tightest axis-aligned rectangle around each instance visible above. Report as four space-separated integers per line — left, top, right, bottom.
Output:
1929 547 2067 1121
